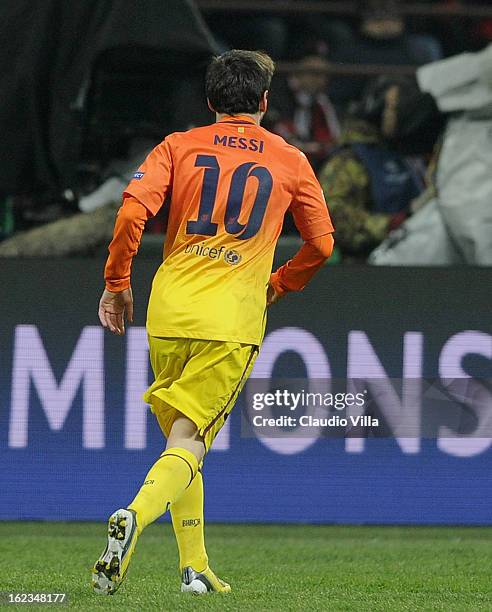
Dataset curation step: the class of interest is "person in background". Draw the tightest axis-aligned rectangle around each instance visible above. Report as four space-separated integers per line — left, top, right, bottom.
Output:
318 75 443 260
359 0 404 41
204 12 287 60
371 45 492 266
300 0 443 106
272 55 340 170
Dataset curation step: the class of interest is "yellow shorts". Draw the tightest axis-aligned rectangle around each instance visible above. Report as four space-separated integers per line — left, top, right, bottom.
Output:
143 336 258 451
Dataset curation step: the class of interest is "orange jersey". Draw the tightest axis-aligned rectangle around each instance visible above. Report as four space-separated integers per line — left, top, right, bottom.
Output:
124 115 334 345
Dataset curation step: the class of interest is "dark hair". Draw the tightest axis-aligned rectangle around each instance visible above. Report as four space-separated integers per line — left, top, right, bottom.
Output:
352 75 444 154
205 49 275 115
353 76 411 125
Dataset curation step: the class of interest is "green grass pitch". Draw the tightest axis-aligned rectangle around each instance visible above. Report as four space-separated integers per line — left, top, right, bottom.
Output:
2 522 491 611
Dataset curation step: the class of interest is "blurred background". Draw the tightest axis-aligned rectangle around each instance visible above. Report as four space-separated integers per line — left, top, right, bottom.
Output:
1 0 492 528
2 0 492 264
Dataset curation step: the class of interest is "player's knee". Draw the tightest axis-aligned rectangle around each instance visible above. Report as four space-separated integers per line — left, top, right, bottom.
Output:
167 415 206 462
169 415 199 439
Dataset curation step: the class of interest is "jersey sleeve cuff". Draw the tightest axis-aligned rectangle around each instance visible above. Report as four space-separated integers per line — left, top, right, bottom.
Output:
270 271 288 296
105 278 131 292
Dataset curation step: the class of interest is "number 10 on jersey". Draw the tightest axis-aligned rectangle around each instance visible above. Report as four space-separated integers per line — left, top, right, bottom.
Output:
186 155 273 240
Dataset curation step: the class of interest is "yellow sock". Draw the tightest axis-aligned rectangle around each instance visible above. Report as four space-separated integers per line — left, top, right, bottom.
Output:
171 470 208 573
128 447 198 535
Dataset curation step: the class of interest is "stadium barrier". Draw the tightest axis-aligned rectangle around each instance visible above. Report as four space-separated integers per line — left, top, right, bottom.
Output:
1 260 491 524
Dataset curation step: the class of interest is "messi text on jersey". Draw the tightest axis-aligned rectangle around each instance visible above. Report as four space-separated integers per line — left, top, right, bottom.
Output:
213 134 264 153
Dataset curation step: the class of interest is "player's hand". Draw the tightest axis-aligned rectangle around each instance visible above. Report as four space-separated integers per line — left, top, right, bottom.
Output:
98 287 134 335
266 283 281 307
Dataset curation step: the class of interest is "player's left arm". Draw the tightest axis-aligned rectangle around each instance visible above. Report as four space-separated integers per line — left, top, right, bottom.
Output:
268 152 335 305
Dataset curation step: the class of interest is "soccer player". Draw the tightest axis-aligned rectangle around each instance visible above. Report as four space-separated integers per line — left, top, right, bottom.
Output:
92 49 334 596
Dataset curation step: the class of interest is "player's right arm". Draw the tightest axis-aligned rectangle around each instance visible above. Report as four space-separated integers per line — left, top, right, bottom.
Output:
268 152 335 305
99 138 174 334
